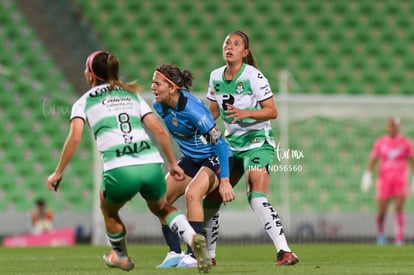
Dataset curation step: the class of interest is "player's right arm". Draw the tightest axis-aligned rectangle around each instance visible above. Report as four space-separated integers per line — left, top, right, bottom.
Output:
47 118 84 191
208 100 220 120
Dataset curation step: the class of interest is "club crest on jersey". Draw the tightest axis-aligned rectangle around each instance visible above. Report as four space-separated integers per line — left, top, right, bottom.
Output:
235 82 244 94
172 117 178 126
171 111 178 126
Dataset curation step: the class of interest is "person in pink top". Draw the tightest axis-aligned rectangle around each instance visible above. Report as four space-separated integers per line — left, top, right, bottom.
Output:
361 116 414 245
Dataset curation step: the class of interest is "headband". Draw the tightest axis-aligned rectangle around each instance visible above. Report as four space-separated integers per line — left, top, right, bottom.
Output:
87 51 107 81
155 70 180 90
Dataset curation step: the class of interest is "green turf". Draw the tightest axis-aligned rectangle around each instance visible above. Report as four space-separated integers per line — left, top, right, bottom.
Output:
0 243 413 274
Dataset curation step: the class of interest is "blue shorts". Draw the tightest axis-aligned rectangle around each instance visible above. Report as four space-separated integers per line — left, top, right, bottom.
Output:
178 155 233 179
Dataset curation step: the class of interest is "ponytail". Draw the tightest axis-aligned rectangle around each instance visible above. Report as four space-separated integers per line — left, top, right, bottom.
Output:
155 64 193 92
181 69 193 91
87 51 141 93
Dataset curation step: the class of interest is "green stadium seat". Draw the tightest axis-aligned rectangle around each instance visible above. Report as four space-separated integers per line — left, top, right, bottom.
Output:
6 0 414 216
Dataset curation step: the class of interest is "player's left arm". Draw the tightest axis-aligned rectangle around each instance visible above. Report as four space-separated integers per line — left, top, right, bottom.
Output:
203 125 234 203
47 118 84 191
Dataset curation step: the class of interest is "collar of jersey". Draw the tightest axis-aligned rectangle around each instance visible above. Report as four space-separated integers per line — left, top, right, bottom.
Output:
162 90 187 113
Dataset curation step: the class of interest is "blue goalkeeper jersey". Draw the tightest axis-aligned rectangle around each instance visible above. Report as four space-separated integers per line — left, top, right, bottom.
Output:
153 90 231 163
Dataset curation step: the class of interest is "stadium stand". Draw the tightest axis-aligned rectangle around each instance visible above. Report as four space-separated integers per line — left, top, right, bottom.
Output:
72 0 414 95
0 0 94 212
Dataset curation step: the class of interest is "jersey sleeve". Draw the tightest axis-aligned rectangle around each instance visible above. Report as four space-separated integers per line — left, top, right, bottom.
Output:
137 94 153 118
70 96 86 121
369 139 381 159
191 105 216 135
252 69 273 101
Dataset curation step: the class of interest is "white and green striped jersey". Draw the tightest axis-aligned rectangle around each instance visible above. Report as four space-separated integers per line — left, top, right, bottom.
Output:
206 63 276 152
71 84 164 171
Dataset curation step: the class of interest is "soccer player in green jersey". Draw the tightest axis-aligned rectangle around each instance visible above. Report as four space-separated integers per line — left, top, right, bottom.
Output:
46 51 211 273
205 31 299 266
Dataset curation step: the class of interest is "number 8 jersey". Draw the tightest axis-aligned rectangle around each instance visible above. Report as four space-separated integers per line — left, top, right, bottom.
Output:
206 63 276 152
71 84 164 171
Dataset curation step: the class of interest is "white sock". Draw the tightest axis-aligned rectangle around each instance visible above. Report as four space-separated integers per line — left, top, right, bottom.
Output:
203 210 219 258
249 194 290 252
168 213 196 247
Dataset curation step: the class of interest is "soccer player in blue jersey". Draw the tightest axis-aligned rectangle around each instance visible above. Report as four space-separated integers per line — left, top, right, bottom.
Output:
151 64 234 269
46 51 211 273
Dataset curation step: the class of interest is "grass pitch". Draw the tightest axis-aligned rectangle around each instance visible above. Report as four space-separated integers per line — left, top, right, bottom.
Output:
0 243 413 274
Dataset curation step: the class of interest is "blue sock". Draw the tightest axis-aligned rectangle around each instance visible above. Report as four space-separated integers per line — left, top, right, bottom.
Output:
161 224 181 253
187 221 203 257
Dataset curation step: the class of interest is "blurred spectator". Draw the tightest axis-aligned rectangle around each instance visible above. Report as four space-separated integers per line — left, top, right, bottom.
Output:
31 198 54 234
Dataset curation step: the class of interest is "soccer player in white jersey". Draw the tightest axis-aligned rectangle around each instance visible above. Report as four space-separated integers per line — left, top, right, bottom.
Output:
46 51 211 273
204 31 299 266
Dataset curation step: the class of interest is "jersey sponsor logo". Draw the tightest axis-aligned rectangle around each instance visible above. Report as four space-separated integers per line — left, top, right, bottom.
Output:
251 157 260 164
260 84 272 96
123 134 133 143
260 84 269 90
221 94 235 111
115 141 150 157
102 96 133 106
89 85 122 97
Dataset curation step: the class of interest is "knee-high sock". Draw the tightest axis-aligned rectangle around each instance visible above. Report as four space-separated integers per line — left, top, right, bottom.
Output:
161 224 181 253
248 191 290 252
203 211 219 259
376 214 385 235
106 227 128 259
203 200 221 259
395 212 404 242
166 212 196 249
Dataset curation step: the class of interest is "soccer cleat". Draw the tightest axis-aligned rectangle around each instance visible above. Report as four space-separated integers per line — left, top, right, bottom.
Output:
276 250 299 266
157 251 185 268
103 250 135 271
176 254 198 268
191 234 212 273
211 258 216 266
